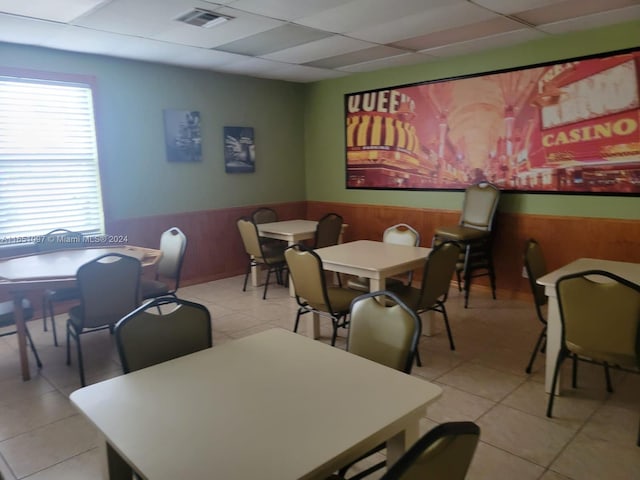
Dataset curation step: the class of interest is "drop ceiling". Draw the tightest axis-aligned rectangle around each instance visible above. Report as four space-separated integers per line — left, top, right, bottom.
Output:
0 0 638 83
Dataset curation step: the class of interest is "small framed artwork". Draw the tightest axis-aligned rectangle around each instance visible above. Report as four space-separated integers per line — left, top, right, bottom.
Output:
224 126 255 173
163 109 202 162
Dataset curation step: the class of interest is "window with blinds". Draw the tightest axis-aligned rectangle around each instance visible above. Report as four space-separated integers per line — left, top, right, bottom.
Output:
0 74 105 245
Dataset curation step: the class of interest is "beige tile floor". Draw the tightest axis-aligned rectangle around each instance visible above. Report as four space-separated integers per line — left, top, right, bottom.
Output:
0 275 639 479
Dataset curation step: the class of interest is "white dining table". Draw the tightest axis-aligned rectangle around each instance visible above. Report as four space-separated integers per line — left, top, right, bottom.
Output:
537 257 640 394
310 240 432 339
70 328 442 480
256 219 347 296
0 245 161 380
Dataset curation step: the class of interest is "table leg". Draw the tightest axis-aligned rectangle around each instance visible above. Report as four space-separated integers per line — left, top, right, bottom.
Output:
386 419 419 467
105 442 134 480
421 311 436 336
545 291 562 395
250 257 259 287
309 312 320 339
368 278 384 292
287 241 297 297
13 293 30 381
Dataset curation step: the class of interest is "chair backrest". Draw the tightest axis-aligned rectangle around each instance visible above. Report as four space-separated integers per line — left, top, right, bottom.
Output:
460 183 500 231
251 207 278 224
383 223 420 248
156 227 187 289
37 228 84 251
382 421 480 480
413 241 461 311
115 296 212 374
314 213 343 249
556 270 640 368
76 253 142 329
523 239 548 317
237 217 263 259
284 244 332 311
384 223 421 285
348 291 421 374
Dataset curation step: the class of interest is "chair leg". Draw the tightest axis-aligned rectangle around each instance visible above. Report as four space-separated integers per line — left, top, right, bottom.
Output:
293 310 302 333
66 324 72 365
440 305 455 351
572 354 578 388
330 318 339 346
242 263 251 292
24 326 43 368
603 362 613 393
463 244 472 308
48 298 59 347
547 349 567 418
263 268 272 300
76 335 86 387
42 296 48 332
487 251 497 300
526 327 546 374
415 348 422 367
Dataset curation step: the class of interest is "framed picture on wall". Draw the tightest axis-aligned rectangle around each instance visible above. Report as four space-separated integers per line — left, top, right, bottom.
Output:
344 47 640 195
224 126 255 173
163 109 202 162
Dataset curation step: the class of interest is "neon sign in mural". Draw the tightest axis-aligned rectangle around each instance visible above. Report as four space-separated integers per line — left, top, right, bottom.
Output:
344 48 640 195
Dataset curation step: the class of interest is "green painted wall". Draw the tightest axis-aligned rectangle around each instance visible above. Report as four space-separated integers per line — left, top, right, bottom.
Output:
1 42 307 220
304 21 640 219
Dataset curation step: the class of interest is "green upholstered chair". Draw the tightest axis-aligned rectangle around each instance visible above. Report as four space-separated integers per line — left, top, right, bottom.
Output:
39 228 84 346
548 270 640 446
331 421 480 480
141 227 187 300
394 241 462 365
115 296 212 374
285 243 360 346
347 223 420 293
0 298 42 368
237 217 287 300
66 253 141 386
433 182 500 308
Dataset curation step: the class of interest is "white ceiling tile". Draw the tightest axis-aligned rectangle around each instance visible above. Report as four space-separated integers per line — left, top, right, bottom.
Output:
421 28 547 58
224 0 353 22
338 52 436 73
472 0 565 15
0 0 109 23
152 10 284 49
346 2 500 43
258 64 348 82
0 14 68 46
537 5 640 34
261 35 374 63
297 0 455 34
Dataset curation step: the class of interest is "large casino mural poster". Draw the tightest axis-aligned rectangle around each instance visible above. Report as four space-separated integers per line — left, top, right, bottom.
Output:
345 48 640 194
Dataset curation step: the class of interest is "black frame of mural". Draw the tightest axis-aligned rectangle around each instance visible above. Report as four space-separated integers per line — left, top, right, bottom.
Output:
344 47 640 196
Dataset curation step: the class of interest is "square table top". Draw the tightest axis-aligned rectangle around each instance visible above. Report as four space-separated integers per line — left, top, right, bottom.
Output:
70 328 441 480
537 257 640 289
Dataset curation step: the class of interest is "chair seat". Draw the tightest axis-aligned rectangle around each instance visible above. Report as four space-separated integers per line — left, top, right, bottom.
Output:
434 225 489 242
347 276 404 292
68 305 117 333
141 279 170 299
309 286 360 313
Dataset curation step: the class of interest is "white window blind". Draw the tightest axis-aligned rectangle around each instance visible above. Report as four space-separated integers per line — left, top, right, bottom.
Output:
0 75 105 244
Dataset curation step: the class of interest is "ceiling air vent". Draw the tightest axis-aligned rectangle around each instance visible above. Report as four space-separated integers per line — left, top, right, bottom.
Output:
176 8 232 28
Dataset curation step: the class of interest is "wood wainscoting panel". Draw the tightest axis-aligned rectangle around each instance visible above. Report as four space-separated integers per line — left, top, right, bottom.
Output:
107 201 307 286
306 201 640 299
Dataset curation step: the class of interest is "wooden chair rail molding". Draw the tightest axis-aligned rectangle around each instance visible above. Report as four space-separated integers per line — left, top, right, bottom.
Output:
8 201 635 311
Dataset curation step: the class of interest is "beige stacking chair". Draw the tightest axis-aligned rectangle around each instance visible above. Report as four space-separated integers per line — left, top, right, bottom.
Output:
285 243 360 345
141 227 187 300
548 270 640 446
432 182 500 308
